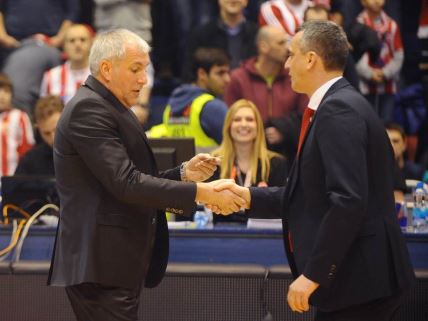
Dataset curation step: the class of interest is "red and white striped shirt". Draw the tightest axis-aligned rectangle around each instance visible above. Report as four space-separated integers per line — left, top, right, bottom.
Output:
259 0 311 36
418 0 428 39
40 61 90 104
356 10 404 95
0 109 34 176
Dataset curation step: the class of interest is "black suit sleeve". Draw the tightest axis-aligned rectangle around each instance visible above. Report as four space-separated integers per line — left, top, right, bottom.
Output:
65 99 196 212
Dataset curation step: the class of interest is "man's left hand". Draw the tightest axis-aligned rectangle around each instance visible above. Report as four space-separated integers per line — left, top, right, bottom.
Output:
287 274 319 313
184 154 220 182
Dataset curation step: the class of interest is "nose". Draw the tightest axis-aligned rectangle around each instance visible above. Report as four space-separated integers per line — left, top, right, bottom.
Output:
284 57 291 70
224 73 231 85
137 73 147 85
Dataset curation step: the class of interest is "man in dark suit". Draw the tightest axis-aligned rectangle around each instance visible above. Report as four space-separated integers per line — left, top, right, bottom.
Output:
214 21 415 321
47 28 244 321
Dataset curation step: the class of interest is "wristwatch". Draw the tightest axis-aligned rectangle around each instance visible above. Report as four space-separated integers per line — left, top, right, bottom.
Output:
180 161 188 181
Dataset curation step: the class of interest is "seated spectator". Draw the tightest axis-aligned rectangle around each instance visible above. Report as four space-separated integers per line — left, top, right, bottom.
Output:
355 0 403 122
0 0 80 114
211 99 288 223
0 73 34 177
149 48 230 153
385 122 426 182
259 0 311 36
188 0 258 72
40 24 93 104
224 25 307 162
15 95 63 176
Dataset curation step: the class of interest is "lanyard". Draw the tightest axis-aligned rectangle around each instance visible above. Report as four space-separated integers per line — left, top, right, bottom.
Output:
230 164 252 187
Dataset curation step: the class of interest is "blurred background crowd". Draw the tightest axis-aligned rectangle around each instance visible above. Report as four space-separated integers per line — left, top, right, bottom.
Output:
0 0 427 222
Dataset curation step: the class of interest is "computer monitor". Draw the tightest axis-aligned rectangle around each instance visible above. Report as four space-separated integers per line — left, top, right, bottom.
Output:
147 137 196 171
1 175 59 219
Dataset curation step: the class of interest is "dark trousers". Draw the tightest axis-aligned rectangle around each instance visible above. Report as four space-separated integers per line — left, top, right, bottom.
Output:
315 291 405 321
66 282 140 321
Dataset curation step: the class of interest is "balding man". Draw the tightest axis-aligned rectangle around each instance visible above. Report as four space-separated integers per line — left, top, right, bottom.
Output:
40 24 93 103
225 25 307 163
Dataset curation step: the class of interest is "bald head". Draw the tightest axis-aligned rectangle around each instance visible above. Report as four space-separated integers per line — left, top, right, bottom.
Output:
256 26 287 46
256 26 289 64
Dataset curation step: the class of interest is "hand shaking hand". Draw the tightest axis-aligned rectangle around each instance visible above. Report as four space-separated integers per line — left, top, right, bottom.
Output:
184 154 221 182
196 179 249 215
205 180 251 215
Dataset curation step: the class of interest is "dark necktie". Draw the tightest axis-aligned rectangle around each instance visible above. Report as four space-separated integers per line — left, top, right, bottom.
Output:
297 107 315 156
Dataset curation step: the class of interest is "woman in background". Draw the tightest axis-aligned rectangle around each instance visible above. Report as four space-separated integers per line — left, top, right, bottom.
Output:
211 99 288 223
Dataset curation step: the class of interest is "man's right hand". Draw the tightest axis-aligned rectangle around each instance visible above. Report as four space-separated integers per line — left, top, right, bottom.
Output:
207 180 251 214
195 179 248 214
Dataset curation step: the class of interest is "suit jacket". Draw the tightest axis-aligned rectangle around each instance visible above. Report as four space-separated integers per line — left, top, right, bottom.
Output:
48 76 196 290
248 78 415 311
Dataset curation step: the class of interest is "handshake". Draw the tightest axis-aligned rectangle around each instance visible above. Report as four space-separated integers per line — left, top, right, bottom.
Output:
195 179 251 215
184 153 251 215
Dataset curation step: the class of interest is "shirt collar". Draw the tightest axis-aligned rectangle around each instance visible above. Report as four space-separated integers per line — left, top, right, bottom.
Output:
308 76 342 111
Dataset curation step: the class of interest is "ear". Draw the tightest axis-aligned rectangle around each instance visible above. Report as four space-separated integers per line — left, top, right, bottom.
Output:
258 40 269 54
305 51 317 70
99 60 113 81
197 67 208 82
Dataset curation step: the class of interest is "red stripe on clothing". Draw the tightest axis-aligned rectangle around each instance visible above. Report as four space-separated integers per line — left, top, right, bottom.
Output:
259 12 267 26
1 113 10 175
272 6 293 35
60 64 67 98
17 113 32 158
46 71 51 95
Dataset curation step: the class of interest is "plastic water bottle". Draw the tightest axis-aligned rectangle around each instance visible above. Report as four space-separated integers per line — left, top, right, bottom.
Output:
193 205 213 229
413 182 428 232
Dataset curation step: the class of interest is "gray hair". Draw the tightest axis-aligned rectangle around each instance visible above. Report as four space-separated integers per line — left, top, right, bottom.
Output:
89 28 151 75
297 20 349 71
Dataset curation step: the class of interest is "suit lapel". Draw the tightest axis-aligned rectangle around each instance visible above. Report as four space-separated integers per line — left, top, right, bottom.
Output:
285 78 350 202
84 76 159 172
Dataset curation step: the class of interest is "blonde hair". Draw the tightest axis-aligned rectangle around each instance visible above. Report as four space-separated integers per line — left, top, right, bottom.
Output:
212 99 279 185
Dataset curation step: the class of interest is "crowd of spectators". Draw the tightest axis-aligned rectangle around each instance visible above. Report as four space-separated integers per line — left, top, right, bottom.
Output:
0 0 427 216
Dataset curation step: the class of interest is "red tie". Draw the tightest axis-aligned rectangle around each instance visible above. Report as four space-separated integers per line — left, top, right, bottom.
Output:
297 107 315 156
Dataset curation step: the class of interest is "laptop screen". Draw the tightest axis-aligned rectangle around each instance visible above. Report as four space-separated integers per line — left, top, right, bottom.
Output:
1 176 59 219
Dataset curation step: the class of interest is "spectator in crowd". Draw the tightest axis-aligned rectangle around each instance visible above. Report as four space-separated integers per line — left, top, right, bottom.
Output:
0 73 34 177
211 99 288 223
225 26 306 122
329 3 380 66
0 0 80 114
356 0 404 122
259 0 312 36
224 25 306 163
386 121 426 182
188 0 258 72
40 24 93 104
149 48 230 153
93 0 154 107
15 95 63 176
